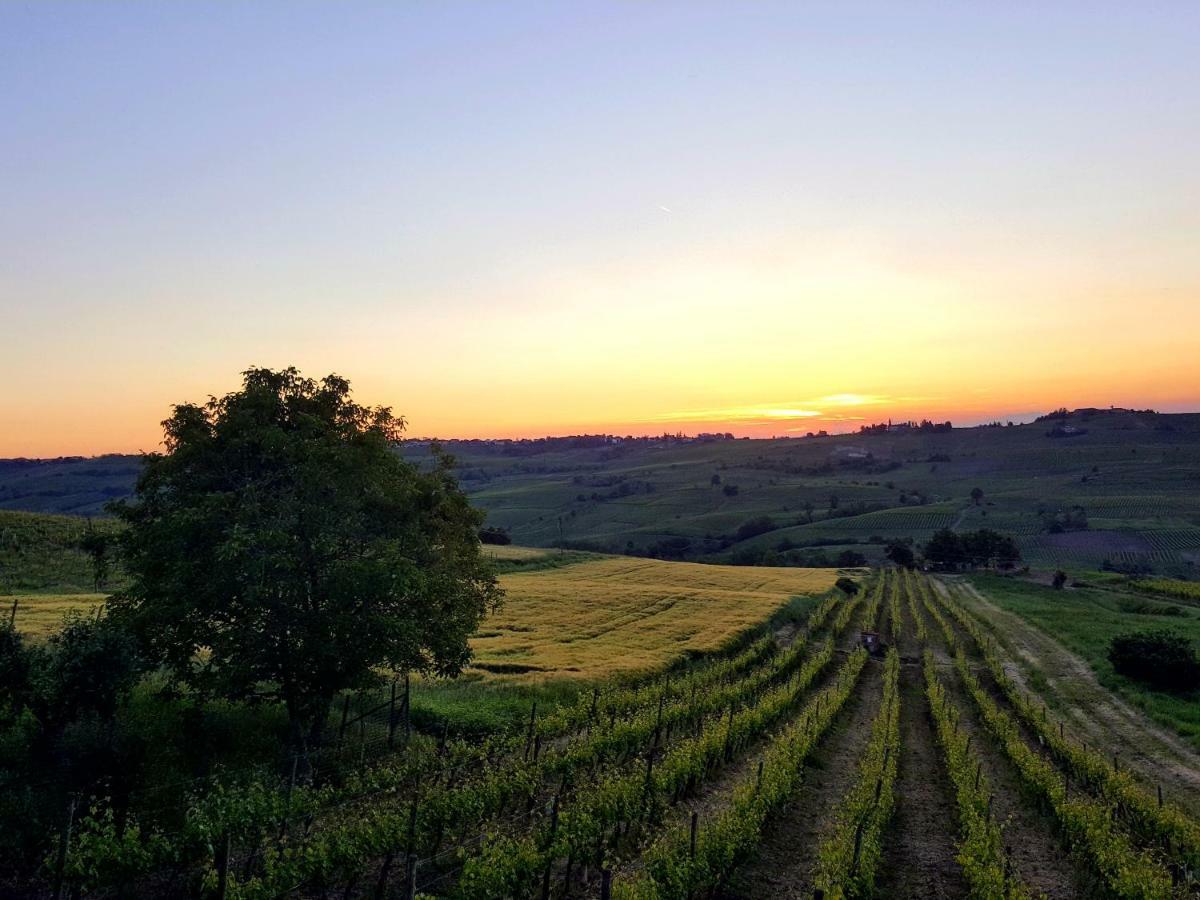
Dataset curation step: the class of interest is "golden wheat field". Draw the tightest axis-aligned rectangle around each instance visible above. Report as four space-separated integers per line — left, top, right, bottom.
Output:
475 557 837 680
481 544 554 561
4 593 107 637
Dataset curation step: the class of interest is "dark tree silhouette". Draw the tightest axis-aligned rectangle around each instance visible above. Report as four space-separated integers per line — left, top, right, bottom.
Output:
110 367 501 750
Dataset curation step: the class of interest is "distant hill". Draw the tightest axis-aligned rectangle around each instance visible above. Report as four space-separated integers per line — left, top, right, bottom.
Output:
3 408 1200 578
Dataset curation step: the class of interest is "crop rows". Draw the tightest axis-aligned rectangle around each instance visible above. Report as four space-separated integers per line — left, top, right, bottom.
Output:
812 647 900 896
452 585 878 898
920 577 1192 896
933 583 1200 882
902 569 927 641
189 585 869 898
59 586 854 896
923 649 1031 899
613 648 871 899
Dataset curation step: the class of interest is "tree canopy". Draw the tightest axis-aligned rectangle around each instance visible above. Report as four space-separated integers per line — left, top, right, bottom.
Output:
923 527 1020 571
109 367 501 744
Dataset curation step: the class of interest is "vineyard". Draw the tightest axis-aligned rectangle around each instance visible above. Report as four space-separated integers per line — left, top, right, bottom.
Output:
27 566 1200 899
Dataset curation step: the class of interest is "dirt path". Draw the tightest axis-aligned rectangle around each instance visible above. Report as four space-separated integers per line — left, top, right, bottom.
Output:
876 601 969 899
717 660 884 898
943 579 1200 815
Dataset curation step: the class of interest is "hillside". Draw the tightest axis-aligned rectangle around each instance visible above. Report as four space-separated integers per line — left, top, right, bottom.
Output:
4 407 1200 576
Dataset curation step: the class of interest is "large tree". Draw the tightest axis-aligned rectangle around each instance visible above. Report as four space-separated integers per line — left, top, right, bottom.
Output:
110 367 500 747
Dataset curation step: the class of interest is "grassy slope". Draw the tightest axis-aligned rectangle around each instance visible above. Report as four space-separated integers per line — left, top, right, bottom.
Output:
0 509 124 593
5 408 1200 575
968 573 1200 746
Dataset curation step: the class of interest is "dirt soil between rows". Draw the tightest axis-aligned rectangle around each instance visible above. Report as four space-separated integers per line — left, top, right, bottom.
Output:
876 600 970 899
717 658 884 898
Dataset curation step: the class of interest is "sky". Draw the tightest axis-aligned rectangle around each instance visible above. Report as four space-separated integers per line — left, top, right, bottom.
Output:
2 2 1199 456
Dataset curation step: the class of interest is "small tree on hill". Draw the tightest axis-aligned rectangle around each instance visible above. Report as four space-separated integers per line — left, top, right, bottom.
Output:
970 486 984 506
110 367 501 751
1052 570 1068 590
77 521 111 591
885 541 915 569
924 528 964 570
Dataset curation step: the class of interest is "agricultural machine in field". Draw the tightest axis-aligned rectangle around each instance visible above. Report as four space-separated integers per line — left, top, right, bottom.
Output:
860 630 888 658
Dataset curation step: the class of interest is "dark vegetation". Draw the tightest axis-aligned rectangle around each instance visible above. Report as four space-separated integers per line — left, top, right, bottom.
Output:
1 368 497 879
922 528 1021 571
1107 629 1200 693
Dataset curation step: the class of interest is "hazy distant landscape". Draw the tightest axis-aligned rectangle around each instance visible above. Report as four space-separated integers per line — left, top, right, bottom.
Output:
7 406 1200 579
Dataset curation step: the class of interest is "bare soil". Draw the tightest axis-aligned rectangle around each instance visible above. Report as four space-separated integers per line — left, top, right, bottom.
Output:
876 601 970 899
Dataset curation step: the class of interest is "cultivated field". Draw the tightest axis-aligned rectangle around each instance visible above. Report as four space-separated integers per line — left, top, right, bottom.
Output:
473 556 838 679
22 566 1200 898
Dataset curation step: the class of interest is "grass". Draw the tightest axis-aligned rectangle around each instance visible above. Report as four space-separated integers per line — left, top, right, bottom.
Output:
0 509 124 593
968 573 1200 746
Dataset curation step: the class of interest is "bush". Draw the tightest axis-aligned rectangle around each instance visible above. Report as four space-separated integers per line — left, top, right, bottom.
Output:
1107 630 1200 692
835 550 867 567
835 576 859 595
479 526 512 545
734 516 776 542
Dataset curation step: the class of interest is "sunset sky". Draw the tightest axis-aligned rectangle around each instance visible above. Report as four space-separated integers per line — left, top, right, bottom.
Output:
3 2 1199 456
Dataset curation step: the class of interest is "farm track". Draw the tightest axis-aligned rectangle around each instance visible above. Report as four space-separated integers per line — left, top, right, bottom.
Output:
876 597 969 899
716 659 884 898
943 578 1200 815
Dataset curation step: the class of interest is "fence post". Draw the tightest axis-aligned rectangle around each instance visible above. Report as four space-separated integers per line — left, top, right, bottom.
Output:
52 796 76 900
388 678 398 749
215 830 231 900
337 695 351 745
403 673 411 744
540 786 562 900
525 701 538 761
404 853 418 900
851 820 864 875
587 687 599 737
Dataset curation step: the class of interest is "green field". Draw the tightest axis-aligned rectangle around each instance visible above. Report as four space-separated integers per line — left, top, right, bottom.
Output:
963 573 1200 747
6 408 1200 577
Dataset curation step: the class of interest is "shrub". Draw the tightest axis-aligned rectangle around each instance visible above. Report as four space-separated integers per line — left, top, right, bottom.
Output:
835 550 867 567
734 516 776 542
1107 630 1200 692
835 576 859 595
